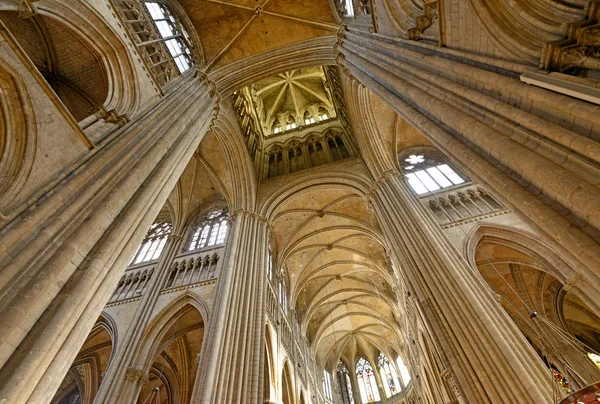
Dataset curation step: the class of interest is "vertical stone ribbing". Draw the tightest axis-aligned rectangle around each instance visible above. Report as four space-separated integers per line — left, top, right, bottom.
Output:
338 29 600 283
192 210 268 404
93 234 184 404
0 74 216 404
369 173 552 403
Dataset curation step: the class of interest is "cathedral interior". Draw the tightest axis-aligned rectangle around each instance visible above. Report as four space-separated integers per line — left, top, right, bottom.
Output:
1 0 600 403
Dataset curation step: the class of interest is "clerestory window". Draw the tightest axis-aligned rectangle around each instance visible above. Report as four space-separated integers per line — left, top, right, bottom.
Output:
144 2 193 73
377 352 401 397
131 221 172 264
337 361 355 404
188 210 229 251
403 154 465 195
356 357 380 403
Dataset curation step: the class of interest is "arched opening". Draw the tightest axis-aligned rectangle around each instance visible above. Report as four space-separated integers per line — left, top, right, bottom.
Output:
337 361 355 404
474 235 600 393
264 325 276 402
0 12 109 122
355 357 380 404
282 361 294 404
50 316 115 404
137 304 205 404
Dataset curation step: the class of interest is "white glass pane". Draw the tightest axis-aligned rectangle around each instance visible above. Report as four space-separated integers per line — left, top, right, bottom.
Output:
406 173 428 195
426 166 453 188
174 56 187 73
390 365 402 393
151 237 166 260
145 2 164 20
134 241 151 264
165 39 181 56
380 367 392 397
415 170 441 192
437 164 465 185
216 221 228 243
155 20 173 38
396 357 411 385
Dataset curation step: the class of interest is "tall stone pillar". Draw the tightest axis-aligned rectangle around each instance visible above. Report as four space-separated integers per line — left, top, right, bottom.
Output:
368 171 552 403
0 73 218 404
337 28 600 289
191 210 269 404
93 233 183 403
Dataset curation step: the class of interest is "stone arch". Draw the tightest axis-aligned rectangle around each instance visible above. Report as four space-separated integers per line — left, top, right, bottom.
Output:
0 0 140 121
264 323 277 402
133 292 208 403
50 316 116 404
281 360 295 404
463 223 600 316
0 60 37 214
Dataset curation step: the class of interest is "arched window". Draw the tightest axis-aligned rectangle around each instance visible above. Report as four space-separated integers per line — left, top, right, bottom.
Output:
132 221 172 264
273 119 282 134
304 111 315 125
144 2 194 73
323 369 334 401
285 115 297 131
403 154 465 195
337 361 355 404
318 106 330 121
188 210 229 251
377 353 401 397
395 356 411 386
588 352 600 370
355 357 380 403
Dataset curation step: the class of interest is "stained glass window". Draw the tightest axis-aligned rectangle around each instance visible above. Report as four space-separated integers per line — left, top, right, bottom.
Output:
337 361 355 404
144 2 193 73
131 221 172 264
403 154 465 195
588 352 600 370
188 210 229 251
377 353 401 397
356 357 380 403
551 368 575 395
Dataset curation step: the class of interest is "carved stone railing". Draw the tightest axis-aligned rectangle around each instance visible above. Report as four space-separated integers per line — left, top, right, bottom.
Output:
420 185 507 227
109 265 156 303
163 246 224 289
108 246 224 304
266 282 278 324
280 314 294 358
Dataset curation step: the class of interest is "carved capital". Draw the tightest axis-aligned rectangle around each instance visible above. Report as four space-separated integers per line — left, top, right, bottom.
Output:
125 367 148 384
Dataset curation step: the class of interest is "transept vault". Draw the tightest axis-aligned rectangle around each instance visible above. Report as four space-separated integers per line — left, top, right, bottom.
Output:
0 0 600 404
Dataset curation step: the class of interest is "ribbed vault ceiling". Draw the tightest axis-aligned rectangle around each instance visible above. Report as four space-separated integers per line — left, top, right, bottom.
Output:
270 186 404 366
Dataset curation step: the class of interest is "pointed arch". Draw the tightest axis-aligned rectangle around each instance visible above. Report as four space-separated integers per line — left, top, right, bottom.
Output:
282 360 295 404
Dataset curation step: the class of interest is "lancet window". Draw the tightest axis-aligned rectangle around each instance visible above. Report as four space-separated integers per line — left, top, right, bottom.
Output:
318 106 330 121
285 116 297 131
144 2 193 73
279 278 288 312
356 357 380 403
188 210 229 251
131 221 172 264
403 154 465 195
396 356 411 386
337 361 355 404
323 370 334 401
377 353 401 397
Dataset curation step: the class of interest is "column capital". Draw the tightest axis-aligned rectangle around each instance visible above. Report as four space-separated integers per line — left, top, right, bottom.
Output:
366 169 401 201
125 367 148 385
231 209 270 225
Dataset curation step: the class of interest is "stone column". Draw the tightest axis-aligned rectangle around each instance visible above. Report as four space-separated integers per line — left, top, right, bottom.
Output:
0 73 218 404
337 28 600 285
191 210 269 404
368 172 552 403
93 233 183 403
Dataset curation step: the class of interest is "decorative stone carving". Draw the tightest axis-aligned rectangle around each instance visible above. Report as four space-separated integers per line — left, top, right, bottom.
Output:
408 1 438 40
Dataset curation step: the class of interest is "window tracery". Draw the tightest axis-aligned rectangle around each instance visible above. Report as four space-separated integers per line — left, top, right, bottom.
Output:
337 361 355 404
356 357 380 403
188 210 229 251
377 352 401 397
318 107 330 121
402 154 465 195
144 2 193 73
111 0 194 86
131 221 172 264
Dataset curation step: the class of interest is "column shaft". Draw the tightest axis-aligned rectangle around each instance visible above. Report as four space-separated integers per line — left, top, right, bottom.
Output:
370 173 552 403
0 74 216 404
192 210 269 404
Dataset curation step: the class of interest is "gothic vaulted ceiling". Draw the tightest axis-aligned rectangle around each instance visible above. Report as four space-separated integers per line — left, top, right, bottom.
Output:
269 185 404 366
249 66 336 132
178 0 339 70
